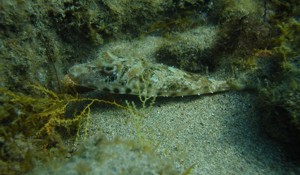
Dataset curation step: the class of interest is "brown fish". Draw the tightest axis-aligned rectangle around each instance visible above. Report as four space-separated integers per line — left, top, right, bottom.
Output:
65 52 231 97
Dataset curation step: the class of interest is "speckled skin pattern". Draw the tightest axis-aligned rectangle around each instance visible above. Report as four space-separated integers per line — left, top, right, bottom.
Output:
66 52 230 97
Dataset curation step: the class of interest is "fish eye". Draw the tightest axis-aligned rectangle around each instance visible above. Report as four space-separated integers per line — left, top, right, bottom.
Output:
103 65 116 74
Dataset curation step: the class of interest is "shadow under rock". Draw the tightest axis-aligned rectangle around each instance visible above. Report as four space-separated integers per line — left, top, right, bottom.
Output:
218 93 300 173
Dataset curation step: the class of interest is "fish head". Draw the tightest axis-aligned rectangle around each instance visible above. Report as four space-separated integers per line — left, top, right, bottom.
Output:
66 56 123 90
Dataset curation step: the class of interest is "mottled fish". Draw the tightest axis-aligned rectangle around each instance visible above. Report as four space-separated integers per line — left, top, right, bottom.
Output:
65 52 232 97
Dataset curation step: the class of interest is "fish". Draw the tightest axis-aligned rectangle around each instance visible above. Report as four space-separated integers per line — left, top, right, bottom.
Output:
65 52 232 97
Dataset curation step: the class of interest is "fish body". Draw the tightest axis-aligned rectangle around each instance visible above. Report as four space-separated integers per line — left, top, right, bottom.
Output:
66 52 231 97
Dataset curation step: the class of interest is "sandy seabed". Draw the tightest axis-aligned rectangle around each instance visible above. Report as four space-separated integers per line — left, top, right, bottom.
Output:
84 91 300 174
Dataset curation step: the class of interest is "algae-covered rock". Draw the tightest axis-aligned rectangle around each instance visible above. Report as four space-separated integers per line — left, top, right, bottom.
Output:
208 0 273 69
30 138 180 175
50 0 207 44
211 0 263 22
259 56 300 157
156 26 219 72
257 1 300 154
0 1 80 91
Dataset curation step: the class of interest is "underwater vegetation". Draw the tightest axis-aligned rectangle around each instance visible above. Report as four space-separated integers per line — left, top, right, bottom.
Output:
49 0 208 44
259 56 300 158
256 0 300 159
0 84 127 174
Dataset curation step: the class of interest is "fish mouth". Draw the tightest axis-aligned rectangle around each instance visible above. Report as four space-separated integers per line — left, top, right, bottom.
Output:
67 64 89 79
64 64 93 87
63 75 96 93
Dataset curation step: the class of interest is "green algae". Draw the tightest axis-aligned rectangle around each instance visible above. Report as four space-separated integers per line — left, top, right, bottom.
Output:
258 55 300 158
255 1 300 158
